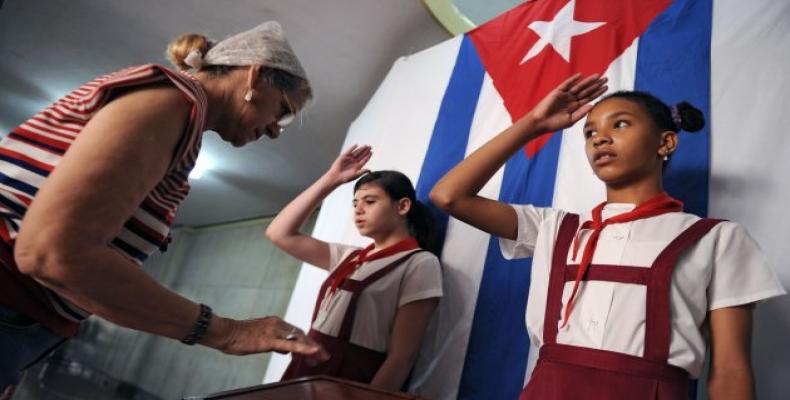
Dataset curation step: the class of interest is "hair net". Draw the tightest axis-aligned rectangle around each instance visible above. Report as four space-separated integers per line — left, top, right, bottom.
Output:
187 21 307 80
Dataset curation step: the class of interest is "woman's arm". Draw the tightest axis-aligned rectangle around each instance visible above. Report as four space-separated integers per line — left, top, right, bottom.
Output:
266 145 372 269
430 74 607 240
14 86 326 359
707 305 755 400
370 298 439 391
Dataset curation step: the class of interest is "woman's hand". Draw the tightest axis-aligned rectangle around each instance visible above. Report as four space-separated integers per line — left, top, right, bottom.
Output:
325 144 372 185
207 315 330 362
526 73 608 134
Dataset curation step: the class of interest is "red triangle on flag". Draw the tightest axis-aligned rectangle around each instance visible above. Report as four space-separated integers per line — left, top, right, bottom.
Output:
469 0 672 157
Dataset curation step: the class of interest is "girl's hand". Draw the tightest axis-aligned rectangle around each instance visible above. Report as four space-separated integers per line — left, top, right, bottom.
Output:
326 144 373 185
526 73 608 133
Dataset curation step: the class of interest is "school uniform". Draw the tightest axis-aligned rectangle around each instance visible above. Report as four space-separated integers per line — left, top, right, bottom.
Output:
283 238 443 383
499 202 785 399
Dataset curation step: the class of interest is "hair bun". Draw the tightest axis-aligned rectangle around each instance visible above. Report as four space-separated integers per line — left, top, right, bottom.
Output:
675 101 705 132
166 33 212 71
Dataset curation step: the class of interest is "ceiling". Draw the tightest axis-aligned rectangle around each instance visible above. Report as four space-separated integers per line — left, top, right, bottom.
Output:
0 0 452 226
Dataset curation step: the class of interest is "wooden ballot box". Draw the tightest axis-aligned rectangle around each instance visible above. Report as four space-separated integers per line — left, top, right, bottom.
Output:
183 375 427 400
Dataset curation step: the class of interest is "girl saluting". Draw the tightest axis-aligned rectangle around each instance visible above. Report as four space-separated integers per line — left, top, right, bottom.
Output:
431 74 784 399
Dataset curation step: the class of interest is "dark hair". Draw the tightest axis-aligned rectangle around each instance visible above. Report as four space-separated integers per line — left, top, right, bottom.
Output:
354 171 439 255
600 91 705 133
598 91 705 166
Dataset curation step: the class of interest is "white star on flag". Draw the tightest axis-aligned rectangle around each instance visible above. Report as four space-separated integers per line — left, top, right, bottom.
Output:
520 0 606 64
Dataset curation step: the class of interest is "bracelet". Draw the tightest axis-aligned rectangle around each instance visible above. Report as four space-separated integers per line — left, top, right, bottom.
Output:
181 303 213 345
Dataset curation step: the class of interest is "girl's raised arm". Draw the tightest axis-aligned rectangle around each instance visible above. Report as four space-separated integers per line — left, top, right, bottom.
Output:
430 74 607 239
266 145 372 269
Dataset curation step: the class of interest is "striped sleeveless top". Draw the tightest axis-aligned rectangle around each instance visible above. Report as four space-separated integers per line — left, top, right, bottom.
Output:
0 64 207 325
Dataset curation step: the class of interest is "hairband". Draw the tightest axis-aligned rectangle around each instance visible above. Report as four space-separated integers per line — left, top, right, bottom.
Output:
184 50 204 70
670 106 682 130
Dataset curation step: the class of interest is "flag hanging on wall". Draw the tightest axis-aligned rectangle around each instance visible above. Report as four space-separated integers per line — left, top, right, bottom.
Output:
410 1 710 398
267 1 790 399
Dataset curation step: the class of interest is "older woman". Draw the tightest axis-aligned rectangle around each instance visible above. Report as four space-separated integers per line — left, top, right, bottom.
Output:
0 21 328 395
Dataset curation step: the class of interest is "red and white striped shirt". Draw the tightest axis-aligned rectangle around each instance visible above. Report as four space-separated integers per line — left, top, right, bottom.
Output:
0 64 207 323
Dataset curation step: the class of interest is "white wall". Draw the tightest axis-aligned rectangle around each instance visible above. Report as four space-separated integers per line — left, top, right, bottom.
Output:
704 2 790 398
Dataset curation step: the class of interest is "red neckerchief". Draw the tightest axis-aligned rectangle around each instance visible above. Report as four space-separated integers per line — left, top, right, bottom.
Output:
561 192 683 328
326 236 419 298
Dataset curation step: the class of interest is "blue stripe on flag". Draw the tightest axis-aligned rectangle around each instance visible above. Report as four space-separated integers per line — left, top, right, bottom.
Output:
635 0 712 218
459 132 564 399
633 0 713 397
415 36 485 254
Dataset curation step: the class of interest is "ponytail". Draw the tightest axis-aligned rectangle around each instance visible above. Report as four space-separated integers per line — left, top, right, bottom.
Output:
672 101 705 133
406 200 440 255
166 33 211 71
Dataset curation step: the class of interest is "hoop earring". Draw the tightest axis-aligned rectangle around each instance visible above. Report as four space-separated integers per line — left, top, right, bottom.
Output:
244 89 254 102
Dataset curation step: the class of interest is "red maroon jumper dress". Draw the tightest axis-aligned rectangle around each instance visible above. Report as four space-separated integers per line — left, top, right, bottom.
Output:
520 214 721 399
282 250 423 383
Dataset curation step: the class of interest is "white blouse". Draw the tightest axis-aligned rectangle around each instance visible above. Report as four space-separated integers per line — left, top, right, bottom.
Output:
311 243 443 352
499 203 785 378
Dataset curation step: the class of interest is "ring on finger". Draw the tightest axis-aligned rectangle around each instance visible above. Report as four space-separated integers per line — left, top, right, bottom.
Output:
285 326 299 341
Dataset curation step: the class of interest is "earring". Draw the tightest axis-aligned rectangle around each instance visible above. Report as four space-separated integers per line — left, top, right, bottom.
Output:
663 155 669 161
244 89 254 102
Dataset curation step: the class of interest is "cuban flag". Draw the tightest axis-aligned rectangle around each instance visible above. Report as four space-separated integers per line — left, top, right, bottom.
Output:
267 1 790 399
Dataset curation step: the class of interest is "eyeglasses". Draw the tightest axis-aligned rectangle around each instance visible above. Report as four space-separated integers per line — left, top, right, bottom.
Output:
277 91 296 128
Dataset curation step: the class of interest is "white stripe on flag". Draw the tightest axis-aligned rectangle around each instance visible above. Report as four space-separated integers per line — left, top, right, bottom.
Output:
409 73 512 399
552 40 639 215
